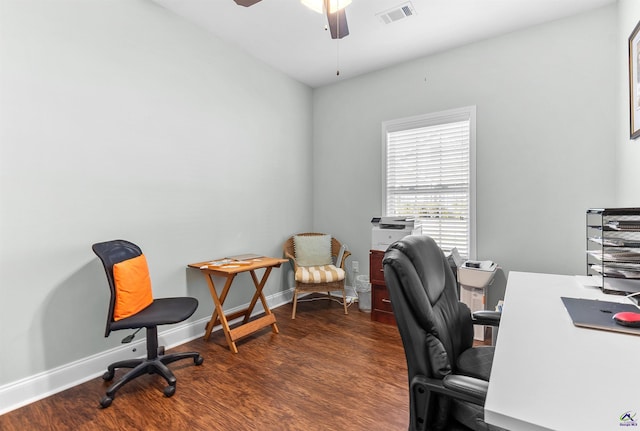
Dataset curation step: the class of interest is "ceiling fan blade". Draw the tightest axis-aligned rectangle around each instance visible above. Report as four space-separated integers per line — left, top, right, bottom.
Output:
326 7 349 39
233 0 262 6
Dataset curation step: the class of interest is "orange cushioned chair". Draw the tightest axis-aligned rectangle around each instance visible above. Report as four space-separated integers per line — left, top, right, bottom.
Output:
283 233 351 319
92 239 204 408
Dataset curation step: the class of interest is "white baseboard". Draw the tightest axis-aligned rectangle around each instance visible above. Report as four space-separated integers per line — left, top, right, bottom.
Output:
0 289 293 415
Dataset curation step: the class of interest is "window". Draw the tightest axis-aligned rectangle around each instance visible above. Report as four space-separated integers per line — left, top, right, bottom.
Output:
382 106 476 259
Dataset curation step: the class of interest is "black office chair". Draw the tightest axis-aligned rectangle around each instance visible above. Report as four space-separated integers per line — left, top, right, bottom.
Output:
92 239 204 408
383 235 502 431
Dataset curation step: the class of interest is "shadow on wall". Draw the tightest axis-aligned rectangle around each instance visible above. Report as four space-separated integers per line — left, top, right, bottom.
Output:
38 258 111 373
184 267 217 322
281 259 295 302
487 268 508 311
184 261 294 316
33 248 297 390
37 255 216 379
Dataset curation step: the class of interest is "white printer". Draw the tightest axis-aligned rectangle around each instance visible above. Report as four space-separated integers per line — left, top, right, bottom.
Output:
371 217 422 251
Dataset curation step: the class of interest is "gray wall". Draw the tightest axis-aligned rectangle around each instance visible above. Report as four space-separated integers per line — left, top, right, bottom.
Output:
0 0 313 385
313 4 620 309
617 0 640 202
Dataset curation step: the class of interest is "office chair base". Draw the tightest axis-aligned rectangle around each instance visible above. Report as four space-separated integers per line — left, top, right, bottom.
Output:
99 351 203 408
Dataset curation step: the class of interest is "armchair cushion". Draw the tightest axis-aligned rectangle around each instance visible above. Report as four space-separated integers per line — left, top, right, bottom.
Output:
295 265 345 283
293 234 332 266
112 254 153 321
456 346 494 381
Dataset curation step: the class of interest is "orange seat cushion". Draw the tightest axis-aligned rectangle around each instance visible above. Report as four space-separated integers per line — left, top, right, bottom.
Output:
112 254 154 321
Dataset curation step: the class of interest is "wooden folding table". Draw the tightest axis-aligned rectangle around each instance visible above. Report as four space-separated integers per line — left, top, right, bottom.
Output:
188 256 287 353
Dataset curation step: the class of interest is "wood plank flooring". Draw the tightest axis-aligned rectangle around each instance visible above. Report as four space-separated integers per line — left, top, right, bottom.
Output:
0 296 410 431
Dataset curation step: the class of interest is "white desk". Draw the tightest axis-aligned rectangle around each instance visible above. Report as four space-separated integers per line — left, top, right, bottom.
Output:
484 271 640 431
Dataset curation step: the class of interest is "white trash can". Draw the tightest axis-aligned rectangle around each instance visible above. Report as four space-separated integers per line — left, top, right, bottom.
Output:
355 275 371 312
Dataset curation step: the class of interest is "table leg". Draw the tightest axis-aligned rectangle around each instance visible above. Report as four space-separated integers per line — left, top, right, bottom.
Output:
245 268 279 334
203 273 239 353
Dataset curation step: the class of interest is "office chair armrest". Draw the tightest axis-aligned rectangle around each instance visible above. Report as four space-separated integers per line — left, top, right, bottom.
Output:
411 374 487 407
472 310 501 327
442 375 488 404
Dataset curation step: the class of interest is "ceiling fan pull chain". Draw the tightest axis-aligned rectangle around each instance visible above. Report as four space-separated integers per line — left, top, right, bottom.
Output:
336 36 340 76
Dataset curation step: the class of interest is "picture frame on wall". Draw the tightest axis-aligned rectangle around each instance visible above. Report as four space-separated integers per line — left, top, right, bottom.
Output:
629 20 640 139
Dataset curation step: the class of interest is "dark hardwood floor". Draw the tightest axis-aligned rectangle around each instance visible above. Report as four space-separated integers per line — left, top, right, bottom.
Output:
0 296 411 431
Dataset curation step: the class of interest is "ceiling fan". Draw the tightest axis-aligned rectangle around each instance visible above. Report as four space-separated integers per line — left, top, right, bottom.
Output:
232 0 350 39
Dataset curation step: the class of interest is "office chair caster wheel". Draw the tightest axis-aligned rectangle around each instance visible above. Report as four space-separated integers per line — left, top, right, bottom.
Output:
99 395 113 408
195 355 204 366
102 370 114 381
157 346 165 356
163 385 176 398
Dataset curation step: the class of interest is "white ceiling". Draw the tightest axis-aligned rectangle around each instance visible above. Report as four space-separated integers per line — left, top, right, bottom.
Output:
152 0 615 88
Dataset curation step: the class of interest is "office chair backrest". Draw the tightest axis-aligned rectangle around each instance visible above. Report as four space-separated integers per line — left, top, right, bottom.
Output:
92 239 143 337
384 235 474 379
384 236 477 429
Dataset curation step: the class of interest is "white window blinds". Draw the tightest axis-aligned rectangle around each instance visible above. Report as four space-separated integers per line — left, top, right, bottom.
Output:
383 107 476 258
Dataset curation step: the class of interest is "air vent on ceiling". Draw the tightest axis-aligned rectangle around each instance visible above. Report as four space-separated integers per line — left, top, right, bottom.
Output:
376 2 416 25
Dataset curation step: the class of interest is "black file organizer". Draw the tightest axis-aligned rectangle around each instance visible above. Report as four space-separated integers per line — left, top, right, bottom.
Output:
586 207 640 302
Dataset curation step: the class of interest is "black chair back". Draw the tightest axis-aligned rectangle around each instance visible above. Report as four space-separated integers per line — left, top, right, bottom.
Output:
92 239 143 337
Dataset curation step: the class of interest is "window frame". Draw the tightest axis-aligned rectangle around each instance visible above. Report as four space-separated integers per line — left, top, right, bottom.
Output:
381 105 477 259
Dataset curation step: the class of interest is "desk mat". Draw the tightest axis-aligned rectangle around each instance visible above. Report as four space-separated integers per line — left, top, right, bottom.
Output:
561 297 640 336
